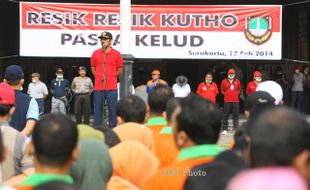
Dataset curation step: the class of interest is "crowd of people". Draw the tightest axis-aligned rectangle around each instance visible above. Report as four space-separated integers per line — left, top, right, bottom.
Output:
0 31 310 190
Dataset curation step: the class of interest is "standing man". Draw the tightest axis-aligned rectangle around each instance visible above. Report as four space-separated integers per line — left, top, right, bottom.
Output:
91 31 123 128
71 66 94 124
28 73 49 115
196 72 219 104
303 66 310 114
50 68 70 114
291 65 305 112
4 65 39 136
172 75 191 98
246 71 263 95
146 70 167 93
220 68 241 135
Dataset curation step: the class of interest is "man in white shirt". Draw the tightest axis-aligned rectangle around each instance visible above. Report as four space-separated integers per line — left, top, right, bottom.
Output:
28 73 49 115
172 75 191 98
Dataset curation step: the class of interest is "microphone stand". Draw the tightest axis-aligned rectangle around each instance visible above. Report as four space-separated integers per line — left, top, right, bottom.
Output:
102 44 107 125
102 45 107 90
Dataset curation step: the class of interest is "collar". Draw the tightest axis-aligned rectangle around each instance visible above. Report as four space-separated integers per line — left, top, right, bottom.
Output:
56 78 64 81
179 144 222 160
160 126 173 134
22 173 73 186
151 79 161 83
0 120 9 127
228 78 235 83
146 117 167 126
101 47 112 54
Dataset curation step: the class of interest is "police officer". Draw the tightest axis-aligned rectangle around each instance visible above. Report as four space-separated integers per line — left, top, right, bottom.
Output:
71 66 94 124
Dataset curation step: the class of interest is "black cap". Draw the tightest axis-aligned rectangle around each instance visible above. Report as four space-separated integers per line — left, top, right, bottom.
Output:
98 31 113 39
78 66 87 72
5 65 24 82
245 91 275 111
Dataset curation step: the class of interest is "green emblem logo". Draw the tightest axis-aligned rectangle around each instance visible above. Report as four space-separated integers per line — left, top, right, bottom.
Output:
245 16 272 45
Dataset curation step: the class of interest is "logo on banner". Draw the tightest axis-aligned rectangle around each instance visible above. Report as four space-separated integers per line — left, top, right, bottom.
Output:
245 16 272 45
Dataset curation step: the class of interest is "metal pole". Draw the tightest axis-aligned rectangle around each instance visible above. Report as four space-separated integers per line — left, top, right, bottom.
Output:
119 0 135 99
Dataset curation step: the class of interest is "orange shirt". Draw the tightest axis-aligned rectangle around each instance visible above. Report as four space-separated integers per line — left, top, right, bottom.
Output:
146 119 178 168
144 144 222 190
196 82 219 104
145 117 167 136
113 122 155 153
154 127 179 168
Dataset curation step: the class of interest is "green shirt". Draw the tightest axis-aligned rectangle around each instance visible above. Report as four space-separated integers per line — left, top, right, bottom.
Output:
145 117 167 126
22 173 74 187
160 126 173 134
179 144 222 161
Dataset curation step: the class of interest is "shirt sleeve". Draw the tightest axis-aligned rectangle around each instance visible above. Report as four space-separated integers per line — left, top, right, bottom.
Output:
15 132 33 172
117 53 124 68
89 78 94 93
26 98 39 121
246 83 251 95
187 84 191 94
27 84 31 95
43 83 49 96
90 51 96 68
71 78 76 93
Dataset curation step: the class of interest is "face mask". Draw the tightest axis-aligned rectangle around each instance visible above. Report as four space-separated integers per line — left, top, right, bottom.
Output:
228 74 235 79
295 70 300 74
57 74 63 79
20 86 23 91
205 80 211 84
32 79 36 83
304 71 309 75
255 77 262 82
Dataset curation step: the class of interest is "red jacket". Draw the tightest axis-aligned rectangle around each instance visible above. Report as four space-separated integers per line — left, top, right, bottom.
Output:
196 82 219 104
246 81 258 95
220 78 241 102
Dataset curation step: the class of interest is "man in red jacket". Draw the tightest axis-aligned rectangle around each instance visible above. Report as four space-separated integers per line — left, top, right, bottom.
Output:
246 71 263 95
196 72 219 104
220 68 241 135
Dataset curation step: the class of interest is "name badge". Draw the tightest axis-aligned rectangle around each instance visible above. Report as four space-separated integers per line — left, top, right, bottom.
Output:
230 85 234 90
202 87 207 91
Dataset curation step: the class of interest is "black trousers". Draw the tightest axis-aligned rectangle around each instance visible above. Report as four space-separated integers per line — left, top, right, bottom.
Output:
222 102 239 130
74 94 91 125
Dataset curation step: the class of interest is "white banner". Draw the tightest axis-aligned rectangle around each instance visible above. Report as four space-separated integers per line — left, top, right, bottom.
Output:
20 3 282 60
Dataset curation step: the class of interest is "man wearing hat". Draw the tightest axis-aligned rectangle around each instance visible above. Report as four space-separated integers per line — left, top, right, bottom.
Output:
50 68 70 114
172 75 191 98
220 68 242 135
0 82 34 185
71 66 93 124
27 73 49 115
90 31 123 127
146 70 167 93
4 65 39 136
291 65 305 112
246 71 263 95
